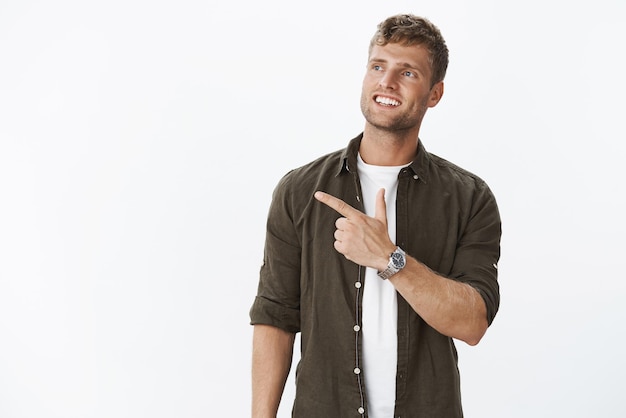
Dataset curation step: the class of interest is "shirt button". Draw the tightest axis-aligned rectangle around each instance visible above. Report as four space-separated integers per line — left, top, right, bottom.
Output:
355 281 362 288
353 325 360 332
358 407 365 414
354 367 361 375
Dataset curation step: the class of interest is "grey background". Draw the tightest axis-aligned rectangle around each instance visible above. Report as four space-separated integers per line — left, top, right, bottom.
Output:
1 0 624 416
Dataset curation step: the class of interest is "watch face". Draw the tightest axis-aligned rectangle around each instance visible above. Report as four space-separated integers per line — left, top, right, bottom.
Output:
391 252 405 269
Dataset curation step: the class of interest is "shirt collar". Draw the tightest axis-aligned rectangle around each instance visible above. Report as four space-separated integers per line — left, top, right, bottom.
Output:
337 134 362 176
338 133 431 183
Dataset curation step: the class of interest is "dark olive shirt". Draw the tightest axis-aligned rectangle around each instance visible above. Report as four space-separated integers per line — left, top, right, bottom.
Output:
250 134 501 418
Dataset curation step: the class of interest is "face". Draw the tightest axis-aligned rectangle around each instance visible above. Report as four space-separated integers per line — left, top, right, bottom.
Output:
360 43 443 133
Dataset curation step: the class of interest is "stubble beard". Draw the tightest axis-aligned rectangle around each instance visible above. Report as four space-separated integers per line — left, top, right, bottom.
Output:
360 93 426 134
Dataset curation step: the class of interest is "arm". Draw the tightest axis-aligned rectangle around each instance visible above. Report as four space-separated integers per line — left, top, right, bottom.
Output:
388 256 487 345
252 324 296 418
314 189 489 345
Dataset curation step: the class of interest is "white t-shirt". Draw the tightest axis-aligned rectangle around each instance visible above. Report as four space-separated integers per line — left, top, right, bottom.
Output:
357 153 408 418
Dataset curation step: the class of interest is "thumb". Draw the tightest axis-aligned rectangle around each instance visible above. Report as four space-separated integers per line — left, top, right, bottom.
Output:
375 188 388 225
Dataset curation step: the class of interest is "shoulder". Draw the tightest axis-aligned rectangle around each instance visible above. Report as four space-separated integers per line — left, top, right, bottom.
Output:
423 151 499 219
276 134 361 193
427 152 492 193
267 147 347 226
274 147 345 194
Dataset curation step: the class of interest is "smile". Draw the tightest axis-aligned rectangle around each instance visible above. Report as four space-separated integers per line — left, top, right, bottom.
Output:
375 96 400 107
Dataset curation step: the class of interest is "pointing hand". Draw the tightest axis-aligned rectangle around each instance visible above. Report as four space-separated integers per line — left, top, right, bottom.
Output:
314 189 396 271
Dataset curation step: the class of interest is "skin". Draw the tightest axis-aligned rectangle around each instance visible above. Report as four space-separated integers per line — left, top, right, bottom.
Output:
315 43 488 344
359 42 443 166
251 325 295 418
252 42 486 418
313 189 488 345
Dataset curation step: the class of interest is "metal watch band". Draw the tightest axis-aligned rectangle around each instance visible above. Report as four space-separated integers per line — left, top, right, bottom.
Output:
377 247 406 280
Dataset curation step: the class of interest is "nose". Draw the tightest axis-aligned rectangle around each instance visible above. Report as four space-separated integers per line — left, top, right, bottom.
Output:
379 71 398 90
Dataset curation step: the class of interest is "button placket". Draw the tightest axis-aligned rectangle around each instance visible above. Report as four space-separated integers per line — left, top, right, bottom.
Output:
353 269 365 416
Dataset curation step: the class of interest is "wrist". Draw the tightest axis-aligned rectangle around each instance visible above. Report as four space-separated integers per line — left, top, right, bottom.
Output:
377 246 406 280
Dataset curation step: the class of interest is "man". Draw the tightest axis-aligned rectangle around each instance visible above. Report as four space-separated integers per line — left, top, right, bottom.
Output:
250 14 501 418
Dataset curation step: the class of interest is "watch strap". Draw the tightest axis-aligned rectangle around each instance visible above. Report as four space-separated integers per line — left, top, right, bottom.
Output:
377 247 406 280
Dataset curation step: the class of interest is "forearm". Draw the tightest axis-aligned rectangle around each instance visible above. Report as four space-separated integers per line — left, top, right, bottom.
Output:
313 189 493 345
252 324 296 418
389 256 488 345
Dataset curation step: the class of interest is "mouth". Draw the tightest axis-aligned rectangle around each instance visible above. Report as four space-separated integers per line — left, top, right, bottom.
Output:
375 95 401 107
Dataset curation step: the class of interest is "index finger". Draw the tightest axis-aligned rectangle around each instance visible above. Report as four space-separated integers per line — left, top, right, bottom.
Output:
314 191 361 218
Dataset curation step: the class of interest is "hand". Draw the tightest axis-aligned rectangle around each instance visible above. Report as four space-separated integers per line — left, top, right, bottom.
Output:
314 189 396 271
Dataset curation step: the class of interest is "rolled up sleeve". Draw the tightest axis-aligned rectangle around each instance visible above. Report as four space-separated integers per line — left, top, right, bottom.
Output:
249 172 302 333
450 181 501 325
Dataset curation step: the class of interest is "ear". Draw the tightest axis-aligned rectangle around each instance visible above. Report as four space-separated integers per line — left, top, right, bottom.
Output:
427 81 444 108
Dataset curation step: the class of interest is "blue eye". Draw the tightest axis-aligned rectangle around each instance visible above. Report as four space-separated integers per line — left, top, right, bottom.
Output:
403 71 415 77
373 65 383 71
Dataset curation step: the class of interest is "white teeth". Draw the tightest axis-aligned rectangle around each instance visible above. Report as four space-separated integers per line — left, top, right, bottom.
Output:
375 96 400 106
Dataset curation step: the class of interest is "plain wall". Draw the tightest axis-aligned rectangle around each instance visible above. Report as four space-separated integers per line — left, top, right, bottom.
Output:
1 0 625 416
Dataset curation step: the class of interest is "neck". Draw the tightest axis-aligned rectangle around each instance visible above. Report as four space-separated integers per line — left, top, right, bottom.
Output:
359 124 420 166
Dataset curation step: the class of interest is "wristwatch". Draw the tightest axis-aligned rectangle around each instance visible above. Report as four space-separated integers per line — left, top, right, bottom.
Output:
377 247 406 280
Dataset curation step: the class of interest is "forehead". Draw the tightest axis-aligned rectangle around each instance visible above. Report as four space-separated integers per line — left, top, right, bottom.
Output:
368 43 432 72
